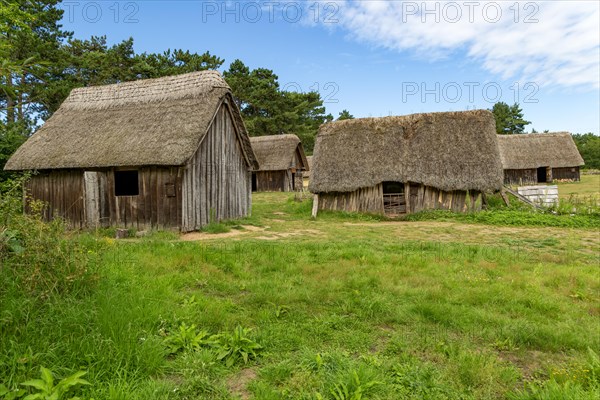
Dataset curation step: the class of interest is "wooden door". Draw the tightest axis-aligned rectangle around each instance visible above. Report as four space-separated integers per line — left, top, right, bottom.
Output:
84 171 100 228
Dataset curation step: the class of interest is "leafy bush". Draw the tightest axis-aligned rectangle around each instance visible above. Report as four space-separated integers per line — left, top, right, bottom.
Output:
0 367 90 400
162 323 212 355
160 323 263 367
327 370 382 400
0 175 99 298
211 326 263 367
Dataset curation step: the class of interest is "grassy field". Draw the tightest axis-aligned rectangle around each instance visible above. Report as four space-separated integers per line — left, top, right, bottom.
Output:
556 174 600 199
1 192 599 399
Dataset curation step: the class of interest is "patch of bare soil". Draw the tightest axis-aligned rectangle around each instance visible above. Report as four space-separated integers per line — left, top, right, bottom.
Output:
227 368 257 400
180 225 265 241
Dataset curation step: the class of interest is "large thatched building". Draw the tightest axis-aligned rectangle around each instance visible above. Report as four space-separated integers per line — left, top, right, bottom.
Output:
4 71 258 231
249 134 308 192
309 110 503 215
497 133 584 185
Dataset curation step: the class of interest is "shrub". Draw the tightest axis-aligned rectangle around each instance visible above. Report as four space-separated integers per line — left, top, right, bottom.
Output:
0 175 99 298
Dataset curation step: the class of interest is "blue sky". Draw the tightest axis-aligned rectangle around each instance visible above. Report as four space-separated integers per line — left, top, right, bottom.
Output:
59 0 600 134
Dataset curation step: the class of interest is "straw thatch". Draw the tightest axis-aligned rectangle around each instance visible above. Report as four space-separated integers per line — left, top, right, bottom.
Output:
309 110 503 193
250 134 308 171
304 156 313 178
497 132 584 170
5 71 258 170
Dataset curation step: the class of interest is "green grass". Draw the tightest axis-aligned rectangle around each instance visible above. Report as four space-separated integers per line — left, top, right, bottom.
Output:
1 193 599 399
556 174 600 199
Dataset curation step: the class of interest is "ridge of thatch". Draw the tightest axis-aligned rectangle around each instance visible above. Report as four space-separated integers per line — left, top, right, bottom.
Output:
309 110 503 193
497 132 584 170
250 134 308 171
5 71 258 170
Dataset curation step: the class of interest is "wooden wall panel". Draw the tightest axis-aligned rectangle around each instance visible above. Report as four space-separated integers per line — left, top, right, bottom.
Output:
255 170 287 192
24 170 85 229
551 167 580 181
503 169 537 185
91 166 182 230
317 183 482 215
181 102 252 231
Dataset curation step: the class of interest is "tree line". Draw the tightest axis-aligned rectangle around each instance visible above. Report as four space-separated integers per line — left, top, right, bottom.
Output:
1 0 342 179
2 1 598 179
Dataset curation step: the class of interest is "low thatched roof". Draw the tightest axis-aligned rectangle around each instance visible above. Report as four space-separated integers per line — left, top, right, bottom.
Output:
497 132 584 170
309 110 503 193
250 134 308 172
304 156 313 178
5 71 258 170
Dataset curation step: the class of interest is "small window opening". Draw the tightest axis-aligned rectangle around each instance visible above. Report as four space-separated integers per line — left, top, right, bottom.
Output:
165 183 176 197
115 170 139 196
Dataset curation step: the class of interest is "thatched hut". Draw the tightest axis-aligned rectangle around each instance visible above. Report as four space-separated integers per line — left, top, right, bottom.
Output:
497 133 584 185
4 71 258 231
303 155 313 188
309 110 503 215
249 134 309 192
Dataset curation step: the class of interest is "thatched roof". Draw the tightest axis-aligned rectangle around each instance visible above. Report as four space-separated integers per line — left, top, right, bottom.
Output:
497 132 584 170
309 110 503 193
304 156 313 178
5 71 258 170
250 134 308 171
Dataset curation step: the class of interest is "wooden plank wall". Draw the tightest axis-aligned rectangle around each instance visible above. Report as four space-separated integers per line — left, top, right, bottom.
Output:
318 183 482 215
318 184 384 213
552 167 580 181
24 170 85 228
182 102 251 231
255 170 287 192
503 169 537 185
93 166 182 230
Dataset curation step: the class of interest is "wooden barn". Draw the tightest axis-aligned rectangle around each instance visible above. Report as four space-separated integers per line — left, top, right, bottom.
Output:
4 71 259 232
309 110 503 216
249 134 309 192
497 132 584 185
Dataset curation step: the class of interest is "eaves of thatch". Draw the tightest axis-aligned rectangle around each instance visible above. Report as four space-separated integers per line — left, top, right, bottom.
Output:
4 71 258 171
497 132 584 170
309 110 503 193
249 134 308 171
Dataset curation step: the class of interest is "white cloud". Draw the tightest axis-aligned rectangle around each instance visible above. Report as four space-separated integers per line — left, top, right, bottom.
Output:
322 0 600 89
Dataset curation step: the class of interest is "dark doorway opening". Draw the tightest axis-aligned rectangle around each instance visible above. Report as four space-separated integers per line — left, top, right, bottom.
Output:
537 167 548 183
114 170 139 196
382 181 406 215
252 173 257 192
